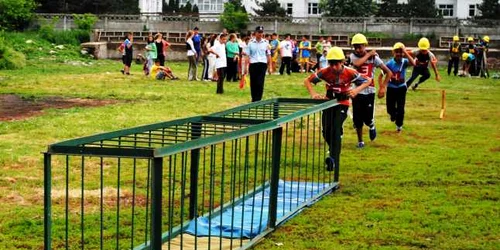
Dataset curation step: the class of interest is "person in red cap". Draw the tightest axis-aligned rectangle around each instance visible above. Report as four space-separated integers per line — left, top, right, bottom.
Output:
245 26 271 102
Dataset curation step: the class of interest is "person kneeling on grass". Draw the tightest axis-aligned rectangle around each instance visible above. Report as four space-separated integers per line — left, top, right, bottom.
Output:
150 60 179 80
378 42 416 133
304 47 371 172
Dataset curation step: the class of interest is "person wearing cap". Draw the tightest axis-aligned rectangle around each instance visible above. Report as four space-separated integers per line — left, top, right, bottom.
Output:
193 27 202 64
380 42 416 133
448 35 462 76
406 37 440 91
245 25 271 102
304 47 371 171
475 35 490 78
461 52 476 77
349 33 393 148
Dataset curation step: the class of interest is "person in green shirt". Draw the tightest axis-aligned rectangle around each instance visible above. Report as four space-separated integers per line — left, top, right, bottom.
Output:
312 36 324 71
145 34 157 76
226 33 240 82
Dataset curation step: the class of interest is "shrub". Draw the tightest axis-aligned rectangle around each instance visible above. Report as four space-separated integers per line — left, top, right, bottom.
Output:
73 14 98 31
39 19 91 46
0 36 26 69
0 0 37 31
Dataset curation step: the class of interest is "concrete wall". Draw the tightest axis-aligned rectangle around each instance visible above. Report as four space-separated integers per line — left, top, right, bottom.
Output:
37 14 500 41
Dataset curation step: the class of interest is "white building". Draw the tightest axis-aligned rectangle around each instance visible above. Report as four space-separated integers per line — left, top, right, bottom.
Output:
139 0 162 14
375 0 483 19
141 0 484 19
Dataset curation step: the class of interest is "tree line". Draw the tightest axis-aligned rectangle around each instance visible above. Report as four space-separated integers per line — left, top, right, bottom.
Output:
1 0 499 32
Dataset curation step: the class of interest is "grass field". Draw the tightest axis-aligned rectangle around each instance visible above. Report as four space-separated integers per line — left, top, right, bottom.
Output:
0 58 499 249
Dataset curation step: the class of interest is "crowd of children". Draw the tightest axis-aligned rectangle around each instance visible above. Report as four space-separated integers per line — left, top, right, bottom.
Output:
118 30 492 171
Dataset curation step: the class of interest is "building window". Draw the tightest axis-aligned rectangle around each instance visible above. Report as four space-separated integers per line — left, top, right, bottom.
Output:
308 3 321 15
287 3 293 15
438 4 454 17
469 4 481 17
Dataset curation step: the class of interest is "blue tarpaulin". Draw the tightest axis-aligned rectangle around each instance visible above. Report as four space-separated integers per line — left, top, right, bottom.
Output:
185 180 329 239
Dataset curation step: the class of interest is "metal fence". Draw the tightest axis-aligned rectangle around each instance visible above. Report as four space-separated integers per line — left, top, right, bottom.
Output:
44 98 342 250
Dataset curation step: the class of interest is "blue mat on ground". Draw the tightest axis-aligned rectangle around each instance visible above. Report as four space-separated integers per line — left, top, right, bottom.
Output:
185 180 329 239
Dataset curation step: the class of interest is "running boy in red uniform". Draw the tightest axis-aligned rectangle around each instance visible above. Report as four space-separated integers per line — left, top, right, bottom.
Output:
349 33 392 148
304 47 371 171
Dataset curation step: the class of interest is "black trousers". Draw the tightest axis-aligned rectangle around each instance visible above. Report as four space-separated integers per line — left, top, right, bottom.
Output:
226 57 238 82
322 105 348 166
352 93 375 129
216 67 226 94
249 63 268 102
448 57 459 76
386 87 407 127
406 67 430 88
279 57 291 75
312 53 322 71
202 57 209 80
157 54 165 66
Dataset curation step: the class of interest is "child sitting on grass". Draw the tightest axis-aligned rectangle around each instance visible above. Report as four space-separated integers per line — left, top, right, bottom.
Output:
150 60 179 80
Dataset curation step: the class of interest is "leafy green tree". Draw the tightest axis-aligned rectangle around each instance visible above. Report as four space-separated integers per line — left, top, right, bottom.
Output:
174 0 180 12
0 0 37 31
253 0 286 17
320 0 378 17
37 0 140 14
163 0 173 13
73 13 98 31
406 0 439 18
220 0 249 32
192 4 199 14
377 0 406 17
478 0 500 19
183 1 193 13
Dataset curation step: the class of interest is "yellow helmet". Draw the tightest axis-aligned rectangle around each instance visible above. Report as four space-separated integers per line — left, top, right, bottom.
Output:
393 42 405 50
453 35 459 41
351 33 368 45
326 47 345 60
467 37 474 42
418 37 430 50
462 53 469 61
483 35 490 43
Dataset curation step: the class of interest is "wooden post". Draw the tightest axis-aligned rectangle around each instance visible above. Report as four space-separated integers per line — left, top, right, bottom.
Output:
439 90 446 119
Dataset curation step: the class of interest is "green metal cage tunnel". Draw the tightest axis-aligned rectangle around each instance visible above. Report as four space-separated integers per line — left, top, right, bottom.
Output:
43 98 344 250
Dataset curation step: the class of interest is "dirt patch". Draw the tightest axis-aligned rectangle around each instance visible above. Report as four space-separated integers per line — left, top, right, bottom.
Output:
0 94 117 121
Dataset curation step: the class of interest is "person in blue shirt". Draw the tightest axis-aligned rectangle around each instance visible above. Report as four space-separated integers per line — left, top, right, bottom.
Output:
318 49 328 70
299 35 312 73
379 42 416 132
192 27 202 64
245 26 271 102
461 52 476 77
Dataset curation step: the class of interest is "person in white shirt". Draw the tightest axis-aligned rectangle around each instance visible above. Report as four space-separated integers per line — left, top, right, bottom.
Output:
185 30 198 81
209 33 228 94
279 34 293 75
206 34 217 81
